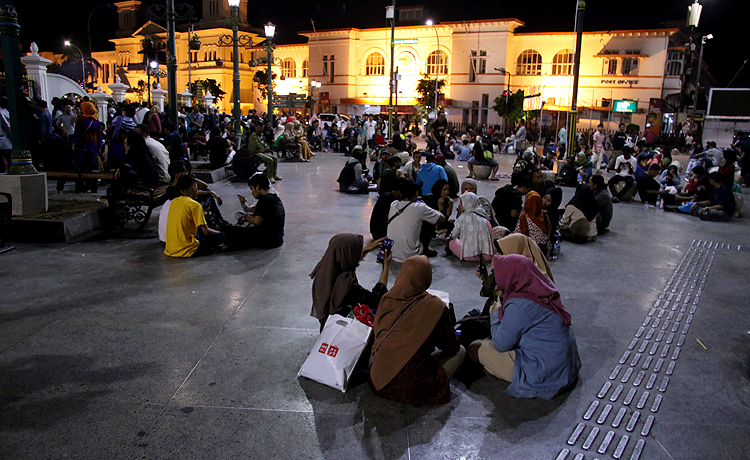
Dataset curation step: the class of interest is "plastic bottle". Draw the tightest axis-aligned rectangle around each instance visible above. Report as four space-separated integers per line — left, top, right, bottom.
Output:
657 197 664 209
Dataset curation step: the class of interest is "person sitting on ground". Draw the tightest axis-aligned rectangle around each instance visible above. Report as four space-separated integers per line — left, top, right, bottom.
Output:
310 233 391 331
135 124 170 183
205 127 234 167
468 254 580 399
492 176 527 234
608 146 638 203
390 130 408 153
542 186 564 234
246 123 281 183
461 178 478 195
541 150 557 170
109 131 160 196
435 154 460 198
417 153 449 196
531 167 555 196
388 179 445 260
423 179 455 237
690 172 736 221
402 150 422 181
337 147 369 194
705 141 724 167
372 148 392 186
456 139 472 161
370 179 404 240
223 174 285 250
718 150 737 187
660 163 682 191
377 155 403 195
369 255 464 405
556 155 578 187
560 183 599 243
164 175 227 258
514 180 552 255
467 137 499 180
637 164 675 206
446 192 494 261
589 174 613 235
675 165 711 204
510 150 535 185
633 153 649 181
574 151 592 183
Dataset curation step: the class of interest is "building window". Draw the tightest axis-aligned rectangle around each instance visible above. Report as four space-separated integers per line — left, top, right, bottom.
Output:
282 58 297 78
469 50 486 82
665 50 683 76
516 49 542 75
365 52 385 76
481 93 489 107
398 8 423 21
329 55 335 83
323 55 328 77
426 50 448 76
603 58 618 76
552 49 573 76
301 59 308 77
622 57 639 75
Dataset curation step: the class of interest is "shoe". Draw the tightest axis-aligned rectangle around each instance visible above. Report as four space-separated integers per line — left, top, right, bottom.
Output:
274 176 282 181
423 249 438 257
612 197 620 203
270 178 276 184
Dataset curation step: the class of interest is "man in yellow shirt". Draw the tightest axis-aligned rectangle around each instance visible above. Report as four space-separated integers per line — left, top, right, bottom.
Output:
164 175 226 257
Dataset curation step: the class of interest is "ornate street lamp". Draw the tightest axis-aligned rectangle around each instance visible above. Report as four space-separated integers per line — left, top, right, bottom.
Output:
64 40 87 93
227 0 242 134
691 33 712 131
146 60 167 105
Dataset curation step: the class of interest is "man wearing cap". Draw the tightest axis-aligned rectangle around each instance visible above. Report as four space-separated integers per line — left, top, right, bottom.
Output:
643 123 656 149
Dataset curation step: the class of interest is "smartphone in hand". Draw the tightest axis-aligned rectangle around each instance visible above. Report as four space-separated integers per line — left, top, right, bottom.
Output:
376 238 394 263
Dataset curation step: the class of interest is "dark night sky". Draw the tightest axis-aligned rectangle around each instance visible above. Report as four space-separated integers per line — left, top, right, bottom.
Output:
13 0 749 87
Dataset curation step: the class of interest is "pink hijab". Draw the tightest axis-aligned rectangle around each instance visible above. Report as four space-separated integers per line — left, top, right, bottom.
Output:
493 254 571 326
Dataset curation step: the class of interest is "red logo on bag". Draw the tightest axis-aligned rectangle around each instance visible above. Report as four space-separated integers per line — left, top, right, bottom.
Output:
318 343 328 354
327 346 339 357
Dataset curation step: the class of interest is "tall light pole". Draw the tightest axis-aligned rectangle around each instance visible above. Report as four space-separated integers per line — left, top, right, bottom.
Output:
87 3 111 56
567 1 585 157
386 2 395 138
264 22 276 127
426 20 440 115
495 67 512 134
691 33 712 132
64 40 87 93
228 0 241 134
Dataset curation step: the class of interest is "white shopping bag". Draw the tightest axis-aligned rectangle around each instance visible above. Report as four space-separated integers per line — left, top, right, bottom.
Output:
297 314 372 392
427 289 450 307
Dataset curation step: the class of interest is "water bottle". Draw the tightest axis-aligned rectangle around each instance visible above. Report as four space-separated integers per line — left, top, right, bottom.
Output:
657 197 663 209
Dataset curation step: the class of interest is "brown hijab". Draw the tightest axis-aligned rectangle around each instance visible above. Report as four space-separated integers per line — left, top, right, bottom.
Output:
370 255 446 391
309 233 363 321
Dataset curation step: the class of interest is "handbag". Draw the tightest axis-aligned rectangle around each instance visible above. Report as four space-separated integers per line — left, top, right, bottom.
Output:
515 215 552 255
483 150 494 161
297 314 372 392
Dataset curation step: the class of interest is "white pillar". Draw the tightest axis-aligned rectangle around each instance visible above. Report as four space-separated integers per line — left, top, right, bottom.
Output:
180 87 193 108
20 42 52 106
90 86 113 125
108 76 130 103
203 91 215 108
151 84 167 112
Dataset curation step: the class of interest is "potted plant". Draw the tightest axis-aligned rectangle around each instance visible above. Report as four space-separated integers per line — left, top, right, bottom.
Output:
141 36 154 51
215 58 223 67
189 34 201 51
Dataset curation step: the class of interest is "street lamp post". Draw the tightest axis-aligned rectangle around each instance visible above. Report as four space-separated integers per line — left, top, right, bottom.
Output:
386 2 395 138
691 33 712 132
567 1 586 157
426 20 440 114
87 3 111 56
228 0 241 134
264 22 276 127
64 40 87 93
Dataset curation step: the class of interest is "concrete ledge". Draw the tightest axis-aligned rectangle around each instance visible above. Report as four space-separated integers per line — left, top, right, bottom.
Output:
191 164 235 184
6 202 109 243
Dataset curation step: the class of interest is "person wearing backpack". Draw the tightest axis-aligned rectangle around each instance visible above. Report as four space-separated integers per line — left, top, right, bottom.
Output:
467 137 499 180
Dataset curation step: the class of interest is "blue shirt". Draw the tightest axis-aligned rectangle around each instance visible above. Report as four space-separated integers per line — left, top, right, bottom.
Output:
456 144 472 161
634 164 646 181
491 297 580 399
416 163 448 196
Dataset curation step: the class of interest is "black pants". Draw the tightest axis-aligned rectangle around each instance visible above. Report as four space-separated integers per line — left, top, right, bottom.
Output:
420 221 435 253
608 175 634 198
193 231 227 256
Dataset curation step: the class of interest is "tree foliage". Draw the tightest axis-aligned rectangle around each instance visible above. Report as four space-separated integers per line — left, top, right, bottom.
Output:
416 73 447 110
47 55 101 90
492 90 525 125
253 70 277 101
191 79 226 103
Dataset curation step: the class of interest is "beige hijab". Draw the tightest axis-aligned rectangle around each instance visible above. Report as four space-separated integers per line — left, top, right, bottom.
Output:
495 233 554 283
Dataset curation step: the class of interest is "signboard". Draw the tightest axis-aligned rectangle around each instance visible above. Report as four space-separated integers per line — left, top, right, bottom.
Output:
613 100 638 113
320 92 330 104
379 105 417 115
522 85 543 111
648 98 663 134
394 39 418 45
272 93 307 109
707 88 750 118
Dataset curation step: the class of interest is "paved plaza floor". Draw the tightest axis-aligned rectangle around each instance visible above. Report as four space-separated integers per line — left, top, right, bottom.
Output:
1 151 749 460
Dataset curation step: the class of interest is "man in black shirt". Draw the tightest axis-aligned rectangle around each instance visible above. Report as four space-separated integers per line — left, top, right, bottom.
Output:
637 164 674 205
225 174 285 249
206 127 233 167
430 111 448 155
370 179 404 240
607 124 628 171
492 175 529 231
691 172 736 221
377 156 402 195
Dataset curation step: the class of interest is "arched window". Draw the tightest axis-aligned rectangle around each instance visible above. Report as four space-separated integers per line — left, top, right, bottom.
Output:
301 59 309 77
365 52 385 76
552 49 573 76
425 50 448 75
516 49 542 75
282 58 297 78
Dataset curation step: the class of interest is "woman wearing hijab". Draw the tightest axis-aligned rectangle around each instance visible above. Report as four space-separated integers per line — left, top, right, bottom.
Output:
294 120 313 161
514 189 552 255
369 255 464 405
560 183 598 243
423 179 454 236
542 187 563 233
446 192 493 261
310 234 391 331
281 122 303 161
70 101 102 192
469 254 580 399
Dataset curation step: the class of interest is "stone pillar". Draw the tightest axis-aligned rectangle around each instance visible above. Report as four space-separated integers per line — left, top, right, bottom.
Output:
179 88 193 108
151 84 167 112
0 174 48 216
20 42 52 106
89 86 113 125
108 76 130 103
203 91 215 108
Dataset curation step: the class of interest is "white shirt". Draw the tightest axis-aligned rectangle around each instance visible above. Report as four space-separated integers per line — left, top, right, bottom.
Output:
145 136 171 182
614 155 637 177
158 199 172 243
387 200 442 262
134 107 149 125
402 159 421 181
364 120 377 139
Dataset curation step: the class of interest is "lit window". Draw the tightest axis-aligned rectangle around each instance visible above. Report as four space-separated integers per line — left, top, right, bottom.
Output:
426 50 448 75
301 59 308 77
282 58 297 78
469 50 486 82
516 49 542 75
365 52 385 76
552 49 573 76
